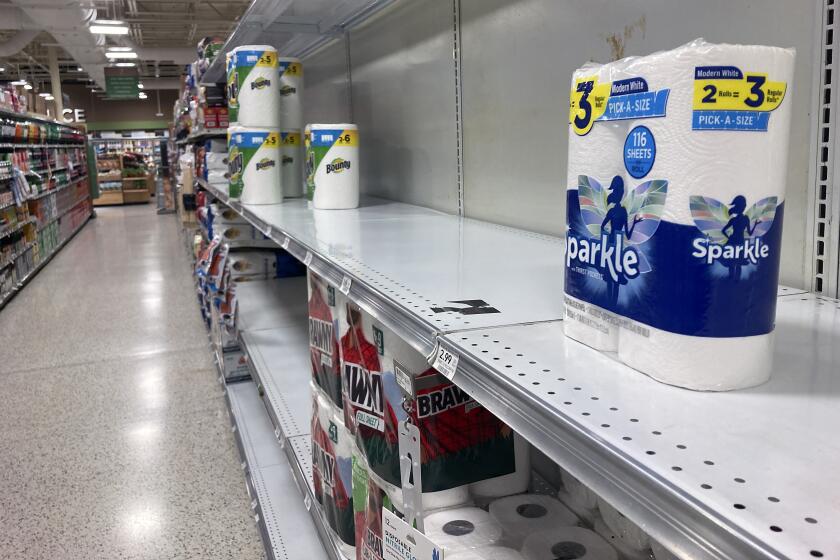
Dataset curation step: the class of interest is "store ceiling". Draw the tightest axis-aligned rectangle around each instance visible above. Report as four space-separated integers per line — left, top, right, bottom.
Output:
0 0 252 88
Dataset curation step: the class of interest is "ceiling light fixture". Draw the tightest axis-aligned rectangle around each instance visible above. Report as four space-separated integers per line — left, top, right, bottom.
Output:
137 83 144 89
38 92 51 97
10 79 27 86
44 95 54 101
114 62 136 67
108 46 133 52
139 92 148 99
105 51 137 59
77 66 83 71
90 20 129 35
23 84 32 90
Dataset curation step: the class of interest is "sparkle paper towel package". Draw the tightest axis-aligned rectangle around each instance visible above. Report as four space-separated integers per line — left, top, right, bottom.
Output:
277 57 303 129
488 493 578 548
310 124 360 209
564 39 795 391
227 126 282 203
227 45 279 126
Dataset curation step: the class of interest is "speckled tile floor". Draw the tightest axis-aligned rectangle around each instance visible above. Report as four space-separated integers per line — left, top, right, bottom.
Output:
0 205 265 560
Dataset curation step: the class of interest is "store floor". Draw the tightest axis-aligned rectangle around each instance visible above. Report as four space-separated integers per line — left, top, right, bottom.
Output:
0 205 264 559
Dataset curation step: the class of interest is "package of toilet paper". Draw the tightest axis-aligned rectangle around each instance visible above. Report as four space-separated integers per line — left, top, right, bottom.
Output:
281 129 303 197
278 58 303 129
564 39 795 390
227 126 282 203
339 303 517 509
227 45 279 126
310 124 359 209
308 270 344 406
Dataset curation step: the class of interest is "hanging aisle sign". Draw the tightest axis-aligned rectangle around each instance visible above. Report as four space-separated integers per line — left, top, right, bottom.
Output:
104 67 140 99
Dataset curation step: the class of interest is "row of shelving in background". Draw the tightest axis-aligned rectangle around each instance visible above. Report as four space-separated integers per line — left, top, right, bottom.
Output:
0 143 85 149
0 175 88 210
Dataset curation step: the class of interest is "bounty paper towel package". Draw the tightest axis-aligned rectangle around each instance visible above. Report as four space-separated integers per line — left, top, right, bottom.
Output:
278 57 303 129
227 45 279 126
339 303 516 511
227 126 282 203
308 270 344 406
564 39 795 390
310 124 359 209
281 129 303 197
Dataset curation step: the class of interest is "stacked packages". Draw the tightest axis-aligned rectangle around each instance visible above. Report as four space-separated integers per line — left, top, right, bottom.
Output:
564 39 795 390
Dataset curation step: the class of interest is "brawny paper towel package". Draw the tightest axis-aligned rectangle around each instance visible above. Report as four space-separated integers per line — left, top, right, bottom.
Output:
469 432 531 500
522 527 618 560
352 443 401 560
329 411 358 559
311 382 326 506
564 62 627 352
488 494 578 548
310 124 360 209
424 507 503 553
280 129 303 197
448 547 525 560
565 40 795 391
277 57 303 129
596 497 650 554
227 45 280 126
227 126 282 203
308 270 344 407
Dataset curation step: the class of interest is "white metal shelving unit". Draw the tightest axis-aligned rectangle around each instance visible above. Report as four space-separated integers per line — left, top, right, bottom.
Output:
196 175 840 560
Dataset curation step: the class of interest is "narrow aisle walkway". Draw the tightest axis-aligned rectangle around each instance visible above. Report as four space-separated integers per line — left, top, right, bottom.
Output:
0 206 264 560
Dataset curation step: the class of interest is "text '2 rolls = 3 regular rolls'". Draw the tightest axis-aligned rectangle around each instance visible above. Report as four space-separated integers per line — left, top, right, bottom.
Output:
564 39 795 391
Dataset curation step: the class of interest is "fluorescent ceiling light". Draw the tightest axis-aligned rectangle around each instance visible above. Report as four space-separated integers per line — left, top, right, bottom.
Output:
114 62 136 67
10 79 27 86
0 67 5 72
94 19 124 25
90 24 129 35
108 46 133 51
139 92 148 99
38 92 51 97
137 83 144 89
23 84 32 90
77 66 83 71
105 51 137 59
45 95 54 101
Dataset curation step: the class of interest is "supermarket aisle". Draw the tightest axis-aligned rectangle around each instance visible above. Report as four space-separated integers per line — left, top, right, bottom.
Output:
0 206 264 559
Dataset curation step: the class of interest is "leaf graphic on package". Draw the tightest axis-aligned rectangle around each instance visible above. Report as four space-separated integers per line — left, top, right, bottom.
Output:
689 195 731 245
577 175 610 238
625 179 668 245
746 196 778 239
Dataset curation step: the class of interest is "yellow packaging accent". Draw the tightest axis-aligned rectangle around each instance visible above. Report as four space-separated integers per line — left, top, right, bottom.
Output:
569 76 612 136
335 129 359 147
693 73 787 111
256 51 277 68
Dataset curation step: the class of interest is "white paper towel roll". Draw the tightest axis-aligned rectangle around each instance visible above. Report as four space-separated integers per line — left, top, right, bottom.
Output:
229 45 279 127
488 494 578 548
278 57 303 130
522 527 617 560
310 123 359 209
280 129 303 197
425 507 503 553
228 126 282 204
469 433 531 499
449 547 525 560
596 497 650 553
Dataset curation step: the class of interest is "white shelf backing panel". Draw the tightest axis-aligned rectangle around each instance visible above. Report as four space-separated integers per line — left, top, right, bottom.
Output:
226 381 330 560
241 326 312 438
438 294 840 560
201 180 565 357
235 277 309 333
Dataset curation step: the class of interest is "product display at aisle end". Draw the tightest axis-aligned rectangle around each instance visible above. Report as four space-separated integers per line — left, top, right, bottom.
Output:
0 108 92 310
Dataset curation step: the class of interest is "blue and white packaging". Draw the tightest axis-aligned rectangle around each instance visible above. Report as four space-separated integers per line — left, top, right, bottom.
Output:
564 40 795 390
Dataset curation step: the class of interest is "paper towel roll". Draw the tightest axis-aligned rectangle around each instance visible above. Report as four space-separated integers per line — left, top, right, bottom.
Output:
308 271 343 407
229 45 279 127
469 433 531 499
521 527 617 560
651 539 681 560
449 547 525 560
425 507 503 553
310 123 359 209
228 126 282 203
596 497 650 553
558 470 598 519
488 494 578 548
281 129 303 197
277 57 303 130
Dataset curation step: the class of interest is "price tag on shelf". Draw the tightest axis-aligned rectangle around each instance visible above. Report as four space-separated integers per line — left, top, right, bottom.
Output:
281 236 290 250
304 494 312 511
303 251 313 267
431 344 460 380
274 427 281 440
250 499 258 511
264 225 272 237
339 275 352 295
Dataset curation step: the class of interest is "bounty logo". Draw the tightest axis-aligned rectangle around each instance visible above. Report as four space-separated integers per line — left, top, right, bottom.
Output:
255 157 275 171
250 76 271 90
689 194 778 281
282 155 294 166
309 318 333 354
567 175 668 306
228 147 243 181
417 385 474 419
279 85 297 96
326 158 351 174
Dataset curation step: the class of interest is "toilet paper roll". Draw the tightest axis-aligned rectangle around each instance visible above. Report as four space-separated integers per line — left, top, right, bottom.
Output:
228 45 279 127
558 470 598 518
310 123 359 209
425 507 503 553
469 433 531 499
488 494 578 548
448 547 525 560
308 270 343 407
228 126 282 203
327 410 357 550
281 129 303 197
278 57 303 130
596 497 650 553
521 527 617 560
651 539 681 560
